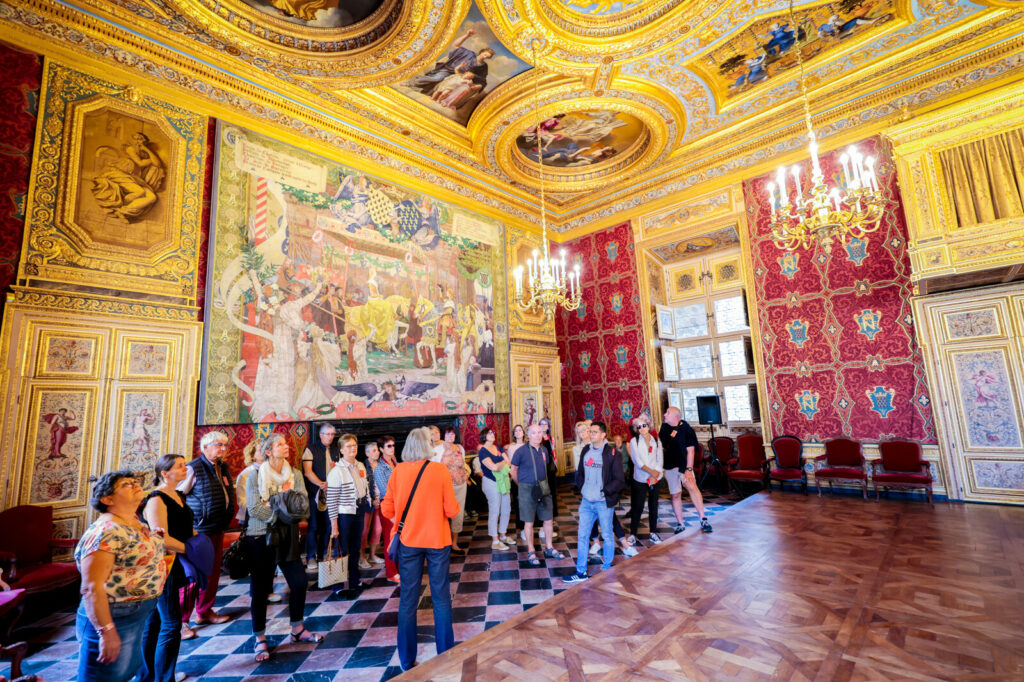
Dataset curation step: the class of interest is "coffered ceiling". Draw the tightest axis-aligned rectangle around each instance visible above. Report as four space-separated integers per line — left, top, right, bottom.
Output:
1 0 1021 235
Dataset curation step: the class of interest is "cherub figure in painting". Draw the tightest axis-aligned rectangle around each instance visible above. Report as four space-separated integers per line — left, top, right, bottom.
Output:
43 407 79 459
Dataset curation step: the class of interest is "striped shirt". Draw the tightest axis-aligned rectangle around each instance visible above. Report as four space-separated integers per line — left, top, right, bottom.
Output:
326 460 367 519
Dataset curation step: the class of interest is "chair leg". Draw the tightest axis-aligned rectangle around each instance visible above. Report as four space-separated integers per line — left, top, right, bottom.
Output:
862 480 867 500
873 482 879 501
802 479 807 495
816 480 822 497
926 485 933 506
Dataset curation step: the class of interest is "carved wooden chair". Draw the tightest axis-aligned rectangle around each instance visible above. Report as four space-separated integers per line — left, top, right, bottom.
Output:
871 440 933 504
0 505 79 596
813 438 867 499
726 433 767 493
768 435 807 494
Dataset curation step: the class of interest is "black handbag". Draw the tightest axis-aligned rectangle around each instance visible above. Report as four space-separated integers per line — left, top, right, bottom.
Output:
527 446 551 503
222 529 250 580
387 461 429 564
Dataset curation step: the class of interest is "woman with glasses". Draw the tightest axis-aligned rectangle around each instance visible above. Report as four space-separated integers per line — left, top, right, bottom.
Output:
628 416 665 544
75 471 167 681
327 433 370 598
374 435 400 583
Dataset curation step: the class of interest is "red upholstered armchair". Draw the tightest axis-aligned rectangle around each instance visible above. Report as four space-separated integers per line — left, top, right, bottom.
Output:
814 438 867 498
768 435 807 494
726 433 767 492
872 440 933 504
0 505 79 595
708 436 737 469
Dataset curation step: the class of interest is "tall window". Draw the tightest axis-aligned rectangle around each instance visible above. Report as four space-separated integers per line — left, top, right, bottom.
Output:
659 257 759 425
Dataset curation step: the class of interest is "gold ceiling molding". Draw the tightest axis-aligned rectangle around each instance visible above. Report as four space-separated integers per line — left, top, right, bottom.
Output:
1 0 1022 239
65 0 470 88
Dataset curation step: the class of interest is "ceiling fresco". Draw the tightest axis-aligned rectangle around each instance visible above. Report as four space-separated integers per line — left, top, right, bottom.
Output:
391 2 531 126
514 111 644 168
2 0 1019 234
648 226 741 264
690 0 899 102
243 0 385 27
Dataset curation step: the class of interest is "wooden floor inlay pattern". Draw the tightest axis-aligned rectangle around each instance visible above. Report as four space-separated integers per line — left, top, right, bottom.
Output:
401 493 1024 681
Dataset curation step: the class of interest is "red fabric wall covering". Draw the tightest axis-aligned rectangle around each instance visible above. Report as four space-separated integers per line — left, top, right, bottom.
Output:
743 135 936 444
555 222 652 441
0 42 42 313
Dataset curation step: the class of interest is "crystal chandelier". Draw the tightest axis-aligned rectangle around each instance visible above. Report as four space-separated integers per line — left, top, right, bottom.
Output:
513 41 581 320
766 3 885 255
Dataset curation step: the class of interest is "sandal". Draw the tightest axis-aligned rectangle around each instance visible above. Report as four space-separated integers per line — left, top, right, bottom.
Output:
180 624 197 641
544 548 567 560
254 638 270 662
289 627 324 643
526 551 541 566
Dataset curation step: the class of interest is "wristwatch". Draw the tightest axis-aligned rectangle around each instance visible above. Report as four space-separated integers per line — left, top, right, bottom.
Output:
685 467 694 472
96 622 115 636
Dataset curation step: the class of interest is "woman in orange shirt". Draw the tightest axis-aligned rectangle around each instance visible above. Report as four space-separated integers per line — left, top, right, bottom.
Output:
381 426 459 672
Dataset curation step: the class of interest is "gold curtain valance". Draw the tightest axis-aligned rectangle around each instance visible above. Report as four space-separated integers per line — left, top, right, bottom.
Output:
938 127 1024 229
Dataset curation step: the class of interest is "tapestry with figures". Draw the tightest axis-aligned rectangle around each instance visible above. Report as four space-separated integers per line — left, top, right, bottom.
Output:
743 136 936 443
201 123 509 425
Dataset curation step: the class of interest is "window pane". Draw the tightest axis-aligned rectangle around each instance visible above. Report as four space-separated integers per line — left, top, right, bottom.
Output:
673 303 708 338
680 386 715 423
724 384 753 422
719 339 748 377
714 296 748 334
677 344 713 380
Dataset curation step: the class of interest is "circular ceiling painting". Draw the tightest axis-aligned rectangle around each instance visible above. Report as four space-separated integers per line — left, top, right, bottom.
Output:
240 0 385 28
514 110 645 168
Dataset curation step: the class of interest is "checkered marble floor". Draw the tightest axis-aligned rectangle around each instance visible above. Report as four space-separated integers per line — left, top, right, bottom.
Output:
5 484 741 682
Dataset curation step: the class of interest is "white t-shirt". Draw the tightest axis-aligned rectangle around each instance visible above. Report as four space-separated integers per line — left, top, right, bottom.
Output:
629 435 664 484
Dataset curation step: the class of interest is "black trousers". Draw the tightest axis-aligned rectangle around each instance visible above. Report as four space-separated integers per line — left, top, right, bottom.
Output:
333 512 364 589
305 496 330 562
629 479 661 536
245 536 307 634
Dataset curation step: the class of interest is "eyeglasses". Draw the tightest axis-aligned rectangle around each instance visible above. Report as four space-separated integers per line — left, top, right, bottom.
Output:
115 479 141 491
384 443 394 448
638 424 650 429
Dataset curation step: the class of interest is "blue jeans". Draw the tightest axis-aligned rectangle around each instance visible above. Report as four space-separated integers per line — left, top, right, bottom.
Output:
576 498 615 573
397 542 454 671
138 564 183 682
76 596 157 682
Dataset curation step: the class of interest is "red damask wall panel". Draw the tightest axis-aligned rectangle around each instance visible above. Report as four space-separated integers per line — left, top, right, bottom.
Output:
0 42 42 312
555 222 651 441
743 135 936 444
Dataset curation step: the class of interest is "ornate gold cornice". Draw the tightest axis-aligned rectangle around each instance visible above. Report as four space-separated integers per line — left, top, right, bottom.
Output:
10 287 200 321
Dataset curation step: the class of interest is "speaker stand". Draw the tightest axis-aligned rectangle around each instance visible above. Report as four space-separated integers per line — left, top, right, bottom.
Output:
699 422 728 492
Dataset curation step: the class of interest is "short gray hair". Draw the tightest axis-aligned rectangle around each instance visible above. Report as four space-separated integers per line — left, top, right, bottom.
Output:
258 433 285 461
401 427 433 462
200 430 228 451
364 441 378 455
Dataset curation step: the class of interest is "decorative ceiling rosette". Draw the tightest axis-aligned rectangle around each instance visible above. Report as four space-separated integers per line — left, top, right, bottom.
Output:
476 75 682 194
163 0 471 88
477 0 726 74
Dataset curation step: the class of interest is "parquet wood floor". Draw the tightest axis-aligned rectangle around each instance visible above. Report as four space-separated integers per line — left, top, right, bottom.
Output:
400 493 1024 681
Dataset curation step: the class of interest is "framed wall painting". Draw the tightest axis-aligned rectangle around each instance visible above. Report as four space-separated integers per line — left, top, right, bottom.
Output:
656 304 675 339
667 388 683 411
516 385 543 428
661 345 679 381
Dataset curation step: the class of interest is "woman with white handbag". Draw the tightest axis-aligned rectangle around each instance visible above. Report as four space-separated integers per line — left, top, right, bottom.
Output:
327 433 371 599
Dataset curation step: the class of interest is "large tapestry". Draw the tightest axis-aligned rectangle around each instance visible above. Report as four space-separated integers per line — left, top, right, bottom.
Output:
201 124 509 425
0 42 41 311
743 136 936 443
556 222 652 440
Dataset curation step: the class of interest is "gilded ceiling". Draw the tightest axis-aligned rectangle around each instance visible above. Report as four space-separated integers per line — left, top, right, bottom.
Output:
0 0 1021 235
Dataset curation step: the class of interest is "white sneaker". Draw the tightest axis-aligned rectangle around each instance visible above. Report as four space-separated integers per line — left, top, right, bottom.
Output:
649 533 663 545
589 540 602 556
626 535 637 546
622 546 638 557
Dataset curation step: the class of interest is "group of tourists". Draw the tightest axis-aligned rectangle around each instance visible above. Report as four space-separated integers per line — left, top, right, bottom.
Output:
72 406 711 679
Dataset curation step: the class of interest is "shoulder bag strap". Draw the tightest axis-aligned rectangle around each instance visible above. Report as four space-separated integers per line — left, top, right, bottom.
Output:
527 445 541 481
396 461 430 533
